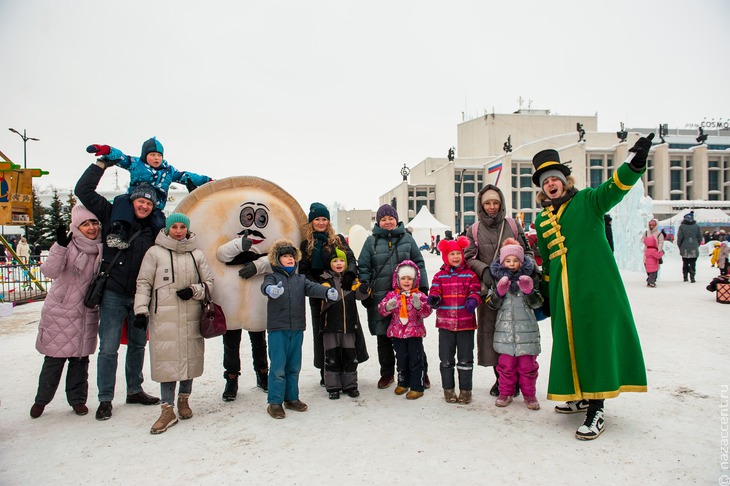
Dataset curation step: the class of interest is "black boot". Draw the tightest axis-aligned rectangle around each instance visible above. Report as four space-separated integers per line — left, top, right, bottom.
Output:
513 383 521 397
490 366 500 397
222 372 239 402
255 368 268 392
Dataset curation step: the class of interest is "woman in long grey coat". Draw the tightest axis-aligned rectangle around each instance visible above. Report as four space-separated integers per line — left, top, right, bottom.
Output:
134 213 214 435
463 184 532 396
31 205 102 418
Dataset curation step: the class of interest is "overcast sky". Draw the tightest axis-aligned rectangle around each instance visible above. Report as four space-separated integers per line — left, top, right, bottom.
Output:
1 0 728 210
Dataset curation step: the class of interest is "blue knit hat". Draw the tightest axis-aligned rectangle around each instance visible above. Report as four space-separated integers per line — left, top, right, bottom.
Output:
141 137 164 163
308 202 330 223
165 213 190 233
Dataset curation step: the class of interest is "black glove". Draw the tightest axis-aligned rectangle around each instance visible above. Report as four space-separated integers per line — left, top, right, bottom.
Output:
56 224 72 247
133 314 149 330
628 133 655 172
240 235 253 252
341 272 355 291
427 294 441 308
238 262 257 279
355 282 371 301
176 287 194 300
185 178 198 193
419 286 429 296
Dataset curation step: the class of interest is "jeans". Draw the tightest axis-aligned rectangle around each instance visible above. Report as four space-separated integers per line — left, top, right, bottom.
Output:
97 289 148 402
35 356 90 406
160 380 193 406
267 330 303 404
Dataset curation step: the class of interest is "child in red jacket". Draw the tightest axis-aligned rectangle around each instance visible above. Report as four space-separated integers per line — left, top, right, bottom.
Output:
643 235 664 287
427 237 481 404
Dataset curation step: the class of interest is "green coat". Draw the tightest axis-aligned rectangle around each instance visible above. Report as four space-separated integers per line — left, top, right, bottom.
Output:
536 163 647 401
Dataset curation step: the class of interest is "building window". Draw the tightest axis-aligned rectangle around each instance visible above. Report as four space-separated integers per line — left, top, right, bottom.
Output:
464 215 475 228
464 198 475 212
463 182 475 193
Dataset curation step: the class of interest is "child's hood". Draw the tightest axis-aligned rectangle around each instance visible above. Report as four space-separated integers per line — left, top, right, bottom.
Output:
268 238 302 268
391 260 421 289
643 235 658 249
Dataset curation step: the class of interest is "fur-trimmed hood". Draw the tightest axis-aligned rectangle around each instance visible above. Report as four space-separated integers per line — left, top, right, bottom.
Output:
267 238 302 268
391 260 422 290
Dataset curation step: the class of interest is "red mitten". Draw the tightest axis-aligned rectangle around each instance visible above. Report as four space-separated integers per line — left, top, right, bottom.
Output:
496 276 510 297
86 144 111 156
518 275 533 294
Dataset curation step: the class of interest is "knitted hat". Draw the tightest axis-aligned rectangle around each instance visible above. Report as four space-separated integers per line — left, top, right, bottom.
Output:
140 137 164 163
499 237 524 264
438 236 470 266
397 264 416 281
531 149 571 187
330 247 347 262
308 202 330 223
376 204 398 223
683 211 694 222
166 213 190 233
71 204 98 229
481 189 500 204
129 183 159 206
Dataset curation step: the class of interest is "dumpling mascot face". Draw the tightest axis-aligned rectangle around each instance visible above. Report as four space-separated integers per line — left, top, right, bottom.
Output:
176 176 306 331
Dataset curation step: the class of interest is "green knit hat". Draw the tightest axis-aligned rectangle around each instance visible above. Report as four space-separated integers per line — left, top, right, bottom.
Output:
166 213 190 233
330 247 347 263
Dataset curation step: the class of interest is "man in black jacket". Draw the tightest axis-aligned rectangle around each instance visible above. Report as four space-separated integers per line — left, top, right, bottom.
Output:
75 160 161 420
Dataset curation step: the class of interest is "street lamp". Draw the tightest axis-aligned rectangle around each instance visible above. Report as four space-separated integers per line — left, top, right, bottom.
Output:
8 128 40 169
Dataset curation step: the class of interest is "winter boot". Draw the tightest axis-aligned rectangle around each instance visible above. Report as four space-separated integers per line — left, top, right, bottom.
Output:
377 375 394 389
329 391 340 400
394 386 409 396
554 399 589 414
444 388 457 403
406 390 424 400
256 368 269 392
683 273 688 282
690 274 696 283
489 380 500 397
222 372 239 402
72 404 89 416
150 404 178 435
575 406 605 440
495 395 512 407
283 400 308 412
177 394 193 420
524 395 540 410
457 390 472 404
30 403 45 419
344 388 360 398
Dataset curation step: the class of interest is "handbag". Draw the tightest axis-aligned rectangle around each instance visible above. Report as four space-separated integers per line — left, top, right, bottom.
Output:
83 230 142 309
199 282 227 338
190 253 227 338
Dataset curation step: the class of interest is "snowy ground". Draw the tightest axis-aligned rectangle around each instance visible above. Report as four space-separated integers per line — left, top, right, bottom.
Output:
0 249 727 485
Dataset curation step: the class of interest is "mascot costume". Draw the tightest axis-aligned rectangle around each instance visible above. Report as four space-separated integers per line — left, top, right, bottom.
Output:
176 176 306 401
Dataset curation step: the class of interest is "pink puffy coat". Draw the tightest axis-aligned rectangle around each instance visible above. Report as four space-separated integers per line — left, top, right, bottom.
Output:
643 235 664 273
36 205 102 358
377 260 432 339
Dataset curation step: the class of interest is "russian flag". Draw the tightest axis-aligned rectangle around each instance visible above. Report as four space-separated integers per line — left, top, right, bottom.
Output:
487 162 503 185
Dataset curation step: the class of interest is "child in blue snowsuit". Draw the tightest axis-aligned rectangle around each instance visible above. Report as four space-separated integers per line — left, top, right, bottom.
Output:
86 137 211 248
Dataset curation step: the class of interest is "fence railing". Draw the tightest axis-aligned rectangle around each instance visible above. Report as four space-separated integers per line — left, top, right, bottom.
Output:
0 261 50 304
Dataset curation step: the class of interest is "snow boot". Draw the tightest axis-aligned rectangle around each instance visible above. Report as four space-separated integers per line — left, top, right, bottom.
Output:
524 395 540 410
30 403 44 419
222 372 239 402
444 388 457 403
255 368 269 392
495 395 512 407
177 394 192 419
457 390 472 404
406 390 424 400
150 404 178 435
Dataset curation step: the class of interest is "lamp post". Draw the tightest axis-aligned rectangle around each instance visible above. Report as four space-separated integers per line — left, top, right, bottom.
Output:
8 128 40 169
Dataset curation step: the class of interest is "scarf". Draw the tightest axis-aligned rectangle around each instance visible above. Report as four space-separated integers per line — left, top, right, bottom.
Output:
310 232 328 270
71 231 102 276
541 187 578 211
396 289 419 324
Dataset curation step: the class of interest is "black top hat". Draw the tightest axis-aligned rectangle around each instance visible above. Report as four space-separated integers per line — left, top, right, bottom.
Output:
531 149 571 186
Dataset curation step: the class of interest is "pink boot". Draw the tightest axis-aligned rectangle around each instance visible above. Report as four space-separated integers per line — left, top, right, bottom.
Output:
524 395 540 410
495 395 513 407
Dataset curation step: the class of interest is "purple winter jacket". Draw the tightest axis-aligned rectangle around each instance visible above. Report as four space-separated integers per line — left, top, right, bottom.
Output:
36 214 102 358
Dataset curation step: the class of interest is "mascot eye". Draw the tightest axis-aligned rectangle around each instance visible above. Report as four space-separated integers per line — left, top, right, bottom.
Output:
240 207 255 227
254 208 269 228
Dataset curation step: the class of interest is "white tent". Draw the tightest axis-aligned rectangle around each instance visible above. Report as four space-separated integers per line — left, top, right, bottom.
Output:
657 208 730 228
404 206 451 249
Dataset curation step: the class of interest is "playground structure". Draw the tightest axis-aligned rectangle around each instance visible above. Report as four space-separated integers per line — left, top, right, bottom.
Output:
0 149 50 304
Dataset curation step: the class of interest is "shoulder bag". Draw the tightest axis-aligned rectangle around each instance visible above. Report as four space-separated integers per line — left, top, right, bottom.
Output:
191 253 227 338
83 229 142 309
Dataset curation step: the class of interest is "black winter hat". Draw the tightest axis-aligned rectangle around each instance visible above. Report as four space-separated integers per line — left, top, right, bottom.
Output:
308 202 330 223
129 183 159 206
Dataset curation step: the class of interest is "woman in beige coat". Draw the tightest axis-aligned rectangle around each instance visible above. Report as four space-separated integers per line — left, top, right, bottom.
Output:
134 213 214 435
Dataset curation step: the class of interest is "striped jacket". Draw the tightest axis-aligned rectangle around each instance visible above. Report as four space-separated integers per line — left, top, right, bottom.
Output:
429 263 481 331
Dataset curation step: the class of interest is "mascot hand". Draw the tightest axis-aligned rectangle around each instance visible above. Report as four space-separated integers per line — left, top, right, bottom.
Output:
238 262 257 279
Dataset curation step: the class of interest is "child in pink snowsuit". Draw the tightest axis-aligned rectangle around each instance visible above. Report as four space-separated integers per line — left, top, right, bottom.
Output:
643 235 664 287
488 238 543 410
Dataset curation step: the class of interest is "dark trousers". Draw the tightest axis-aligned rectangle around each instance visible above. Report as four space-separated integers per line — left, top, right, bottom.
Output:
377 335 428 378
323 333 358 392
35 356 90 406
646 271 658 285
393 337 425 392
438 329 475 391
309 297 325 372
223 329 268 376
682 257 698 279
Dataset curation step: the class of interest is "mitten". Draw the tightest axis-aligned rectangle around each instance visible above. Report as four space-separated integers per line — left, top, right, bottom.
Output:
464 297 479 313
133 314 149 330
341 272 355 291
239 234 253 252
86 144 111 156
627 133 655 172
266 281 285 299
176 287 194 301
518 275 534 294
238 262 257 279
185 178 198 193
56 223 72 247
355 282 370 301
427 294 441 308
326 287 339 301
385 298 398 311
411 296 422 310
496 276 510 297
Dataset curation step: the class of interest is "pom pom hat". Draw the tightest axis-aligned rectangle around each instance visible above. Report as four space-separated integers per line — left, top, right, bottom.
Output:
166 213 190 233
438 236 470 266
499 237 525 264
